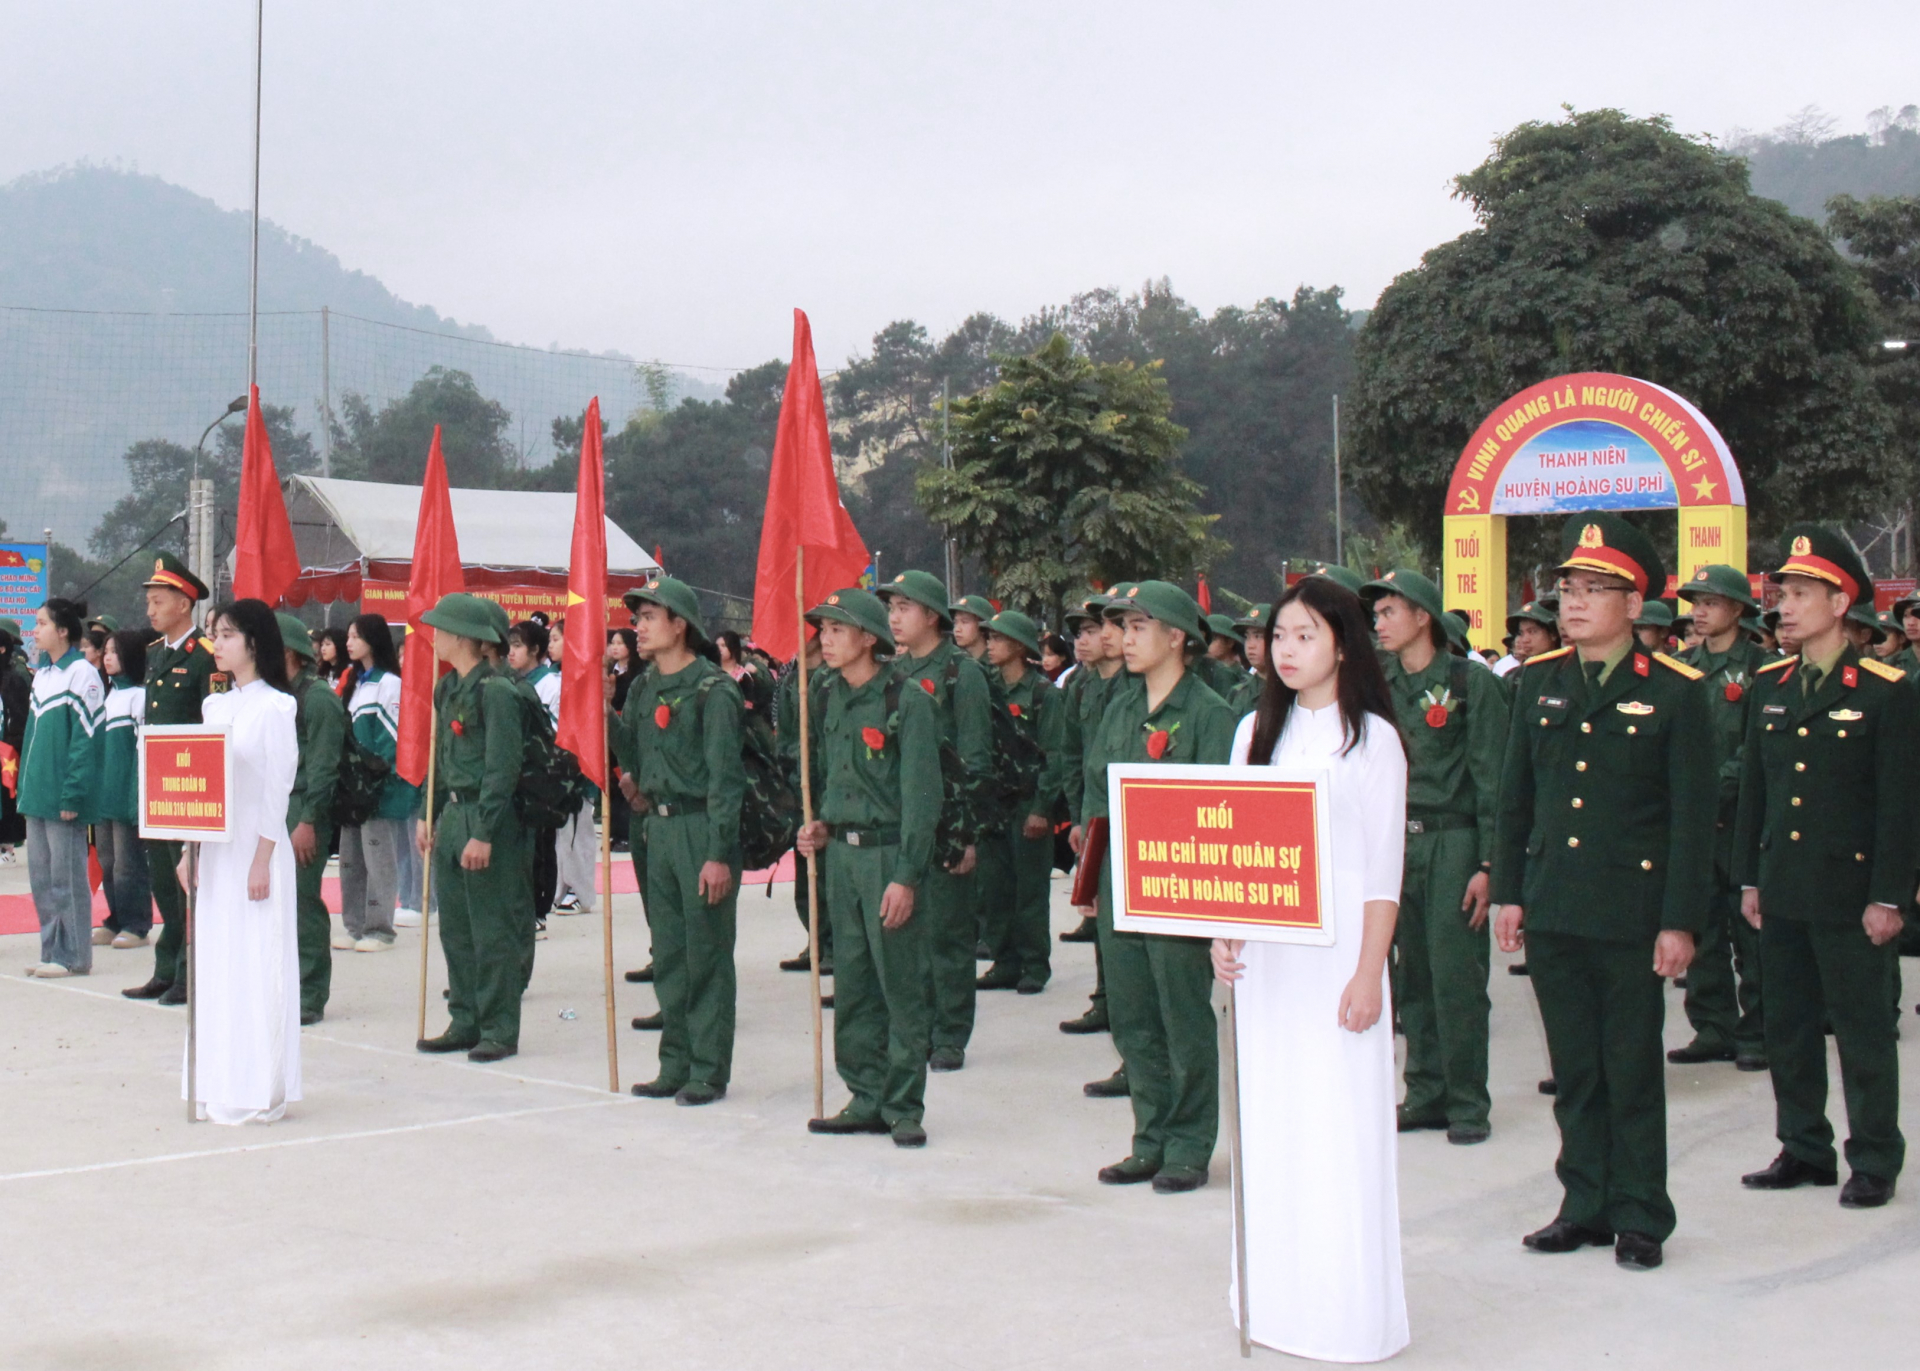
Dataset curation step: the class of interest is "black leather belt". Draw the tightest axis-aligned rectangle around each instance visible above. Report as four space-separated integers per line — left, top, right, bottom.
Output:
652 798 707 818
835 826 899 848
1406 813 1476 835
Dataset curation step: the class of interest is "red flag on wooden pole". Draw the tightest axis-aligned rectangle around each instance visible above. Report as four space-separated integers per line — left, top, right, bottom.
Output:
556 398 607 789
751 309 870 662
395 426 464 788
1196 574 1212 615
231 384 302 605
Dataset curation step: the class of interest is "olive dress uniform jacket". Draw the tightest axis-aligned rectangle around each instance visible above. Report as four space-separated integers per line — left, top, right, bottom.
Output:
1492 645 1716 943
1732 647 1920 920
145 629 220 727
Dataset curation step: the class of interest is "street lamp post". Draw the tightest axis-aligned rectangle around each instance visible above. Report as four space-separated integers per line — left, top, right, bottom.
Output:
189 396 249 618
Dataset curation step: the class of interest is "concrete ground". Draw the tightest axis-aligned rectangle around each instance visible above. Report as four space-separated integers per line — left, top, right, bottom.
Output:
3 860 1917 1370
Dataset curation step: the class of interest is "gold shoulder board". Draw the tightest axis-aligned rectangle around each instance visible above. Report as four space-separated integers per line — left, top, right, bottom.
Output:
1527 645 1575 665
1653 651 1703 680
1756 655 1799 675
1859 658 1905 683
197 636 217 654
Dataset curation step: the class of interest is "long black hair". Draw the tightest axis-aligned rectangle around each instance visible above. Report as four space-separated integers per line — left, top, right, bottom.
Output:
107 628 149 685
313 625 350 679
342 612 401 696
40 597 88 650
1248 578 1402 762
212 599 291 692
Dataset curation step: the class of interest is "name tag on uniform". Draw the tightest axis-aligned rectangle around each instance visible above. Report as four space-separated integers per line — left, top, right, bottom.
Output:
1762 704 1788 716
172 667 188 674
1828 709 1864 721
1536 695 1567 709
1616 701 1655 716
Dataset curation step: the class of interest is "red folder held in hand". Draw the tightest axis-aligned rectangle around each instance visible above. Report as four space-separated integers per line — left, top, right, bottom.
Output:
1070 817 1108 908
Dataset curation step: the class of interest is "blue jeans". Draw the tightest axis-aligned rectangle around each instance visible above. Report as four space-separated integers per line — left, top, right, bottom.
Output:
27 816 92 973
96 820 154 937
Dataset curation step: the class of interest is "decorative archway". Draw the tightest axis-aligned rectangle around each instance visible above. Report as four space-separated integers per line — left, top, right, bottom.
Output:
1441 372 1745 647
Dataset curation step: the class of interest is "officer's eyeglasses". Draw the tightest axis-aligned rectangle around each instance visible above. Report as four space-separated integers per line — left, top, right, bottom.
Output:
1555 579 1631 602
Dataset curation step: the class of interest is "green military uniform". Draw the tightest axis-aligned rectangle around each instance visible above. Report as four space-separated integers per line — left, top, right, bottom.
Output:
805 590 942 1130
420 596 532 1055
1734 527 1919 1195
775 658 833 963
623 579 748 1099
1056 594 1122 1032
280 614 346 1021
1193 648 1258 717
1086 582 1238 1183
139 553 220 997
1493 516 1715 1248
879 571 994 1067
613 634 655 977
1362 571 1509 1136
1675 565 1772 1064
977 611 1068 992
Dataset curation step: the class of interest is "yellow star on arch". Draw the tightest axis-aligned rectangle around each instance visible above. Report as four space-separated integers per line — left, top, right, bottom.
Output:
1691 475 1718 500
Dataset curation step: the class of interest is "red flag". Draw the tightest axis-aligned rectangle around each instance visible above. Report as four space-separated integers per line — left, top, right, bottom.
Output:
395 426 464 787
0 742 16 798
751 309 870 660
555 398 608 788
1196 574 1212 615
231 384 302 605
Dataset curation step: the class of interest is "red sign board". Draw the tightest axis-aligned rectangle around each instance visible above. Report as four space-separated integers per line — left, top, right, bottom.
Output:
1108 764 1332 945
139 725 233 841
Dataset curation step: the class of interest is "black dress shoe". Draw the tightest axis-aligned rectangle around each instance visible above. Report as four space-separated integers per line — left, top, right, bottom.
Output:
467 1040 517 1063
1396 1106 1447 1133
975 965 1021 991
675 1082 726 1106
300 1007 323 1026
631 1012 664 1031
631 1078 683 1098
1840 1173 1896 1209
1059 916 1097 944
1614 1231 1662 1270
1015 977 1046 995
890 1119 928 1148
1059 1008 1109 1035
1508 962 1530 976
624 964 655 983
1667 1038 1736 1065
1741 1150 1838 1190
778 950 812 972
157 981 188 1006
1734 1053 1769 1073
1538 1078 1558 1095
808 1109 889 1135
1522 1218 1614 1253
417 1033 480 1054
819 994 835 1009
1448 1123 1491 1146
1098 1156 1160 1185
122 977 172 1000
1083 1070 1130 1098
1152 1165 1208 1193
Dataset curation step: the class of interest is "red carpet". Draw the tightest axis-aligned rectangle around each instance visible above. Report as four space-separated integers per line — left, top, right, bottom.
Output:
0 850 795 936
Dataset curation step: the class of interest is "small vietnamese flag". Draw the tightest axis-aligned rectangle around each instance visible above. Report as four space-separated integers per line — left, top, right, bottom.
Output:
555 398 608 789
395 426 464 787
231 384 303 606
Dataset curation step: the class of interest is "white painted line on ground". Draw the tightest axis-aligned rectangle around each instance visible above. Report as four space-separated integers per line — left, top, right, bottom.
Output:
0 1098 622 1185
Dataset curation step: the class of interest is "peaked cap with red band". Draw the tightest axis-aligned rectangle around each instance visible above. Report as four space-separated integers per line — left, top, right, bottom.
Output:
1769 522 1868 609
1553 513 1663 599
142 550 210 602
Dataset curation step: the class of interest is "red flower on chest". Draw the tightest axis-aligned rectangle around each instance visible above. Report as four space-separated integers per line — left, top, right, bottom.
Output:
654 703 672 729
1424 704 1449 728
450 719 465 737
1145 729 1171 759
1008 702 1023 717
919 678 936 695
1724 682 1744 703
861 726 887 752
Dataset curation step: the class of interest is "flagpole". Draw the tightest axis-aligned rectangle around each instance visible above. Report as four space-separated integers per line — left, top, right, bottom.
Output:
601 784 618 1093
795 546 824 1121
415 676 437 1043
1225 982 1251 1358
246 0 263 391
185 845 199 1123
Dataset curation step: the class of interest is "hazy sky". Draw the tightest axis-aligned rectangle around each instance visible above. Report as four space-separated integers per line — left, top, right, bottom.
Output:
5 1 1916 374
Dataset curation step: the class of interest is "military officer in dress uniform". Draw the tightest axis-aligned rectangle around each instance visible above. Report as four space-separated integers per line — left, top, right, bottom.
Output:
1494 514 1716 1271
1733 526 1919 1209
1362 569 1508 1145
124 552 221 1005
279 613 346 1026
1671 564 1772 1071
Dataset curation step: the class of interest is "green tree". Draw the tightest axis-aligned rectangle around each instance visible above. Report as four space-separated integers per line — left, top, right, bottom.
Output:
330 367 513 487
916 333 1219 615
1348 108 1894 569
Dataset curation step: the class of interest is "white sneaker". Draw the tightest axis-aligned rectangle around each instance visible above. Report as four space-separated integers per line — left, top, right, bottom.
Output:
330 932 356 951
92 927 114 946
0 847 15 864
353 937 393 953
394 908 423 928
110 932 147 949
27 963 71 978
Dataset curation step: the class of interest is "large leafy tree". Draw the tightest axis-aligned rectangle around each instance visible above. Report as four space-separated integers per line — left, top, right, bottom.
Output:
330 366 514 487
1348 109 1893 568
916 332 1219 615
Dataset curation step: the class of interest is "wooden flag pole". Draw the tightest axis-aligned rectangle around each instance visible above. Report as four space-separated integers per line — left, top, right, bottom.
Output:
1224 981 1252 1358
601 785 619 1092
795 546 824 1121
185 844 199 1123
415 683 438 1042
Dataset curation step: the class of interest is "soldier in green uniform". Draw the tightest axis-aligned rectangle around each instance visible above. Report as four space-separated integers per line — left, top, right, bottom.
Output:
775 632 833 975
877 570 994 1073
415 593 532 1063
952 593 1004 959
1084 581 1238 1192
1200 614 1260 715
1361 570 1508 1144
1056 594 1111 953
1235 604 1273 678
975 610 1067 994
1308 564 1367 595
622 579 747 1106
797 589 942 1147
278 613 346 1026
1634 600 1676 655
1062 594 1129 1051
1733 526 1919 1209
1670 564 1771 1070
950 595 995 666
1891 593 1920 680
616 589 657 988
124 552 221 1005
1493 514 1715 1271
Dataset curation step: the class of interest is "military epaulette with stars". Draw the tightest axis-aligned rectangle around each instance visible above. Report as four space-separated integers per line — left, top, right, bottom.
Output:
1756 655 1799 675
1525 645 1575 666
1652 651 1703 680
1858 657 1906 683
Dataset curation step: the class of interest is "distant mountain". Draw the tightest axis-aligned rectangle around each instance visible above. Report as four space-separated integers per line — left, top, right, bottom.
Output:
1736 104 1920 221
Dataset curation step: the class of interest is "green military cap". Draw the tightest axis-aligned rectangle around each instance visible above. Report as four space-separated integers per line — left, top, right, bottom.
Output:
1874 610 1903 642
626 575 708 647
1234 602 1272 630
1204 613 1245 646
421 592 503 643
806 587 895 650
1441 610 1472 651
1770 523 1871 610
0 616 21 643
1537 591 1560 614
1306 563 1367 595
276 612 317 660
1506 601 1555 634
86 612 119 635
875 569 953 624
985 609 1042 656
1064 592 1110 630
480 597 511 644
1634 599 1675 629
1103 579 1207 642
1360 568 1445 624
1761 607 1782 633
950 594 995 623
143 550 210 602
1846 601 1881 634
1677 563 1758 609
1556 512 1664 597
1740 610 1764 639
1892 593 1920 619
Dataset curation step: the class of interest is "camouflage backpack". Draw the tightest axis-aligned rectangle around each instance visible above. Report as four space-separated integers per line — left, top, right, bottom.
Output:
512 687 592 830
694 674 800 871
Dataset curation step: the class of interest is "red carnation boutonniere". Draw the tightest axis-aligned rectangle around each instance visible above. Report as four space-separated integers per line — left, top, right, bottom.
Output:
1724 679 1744 703
1145 729 1171 759
1418 684 1457 729
450 718 465 737
654 703 672 729
1008 702 1023 717
920 678 936 695
861 725 887 757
